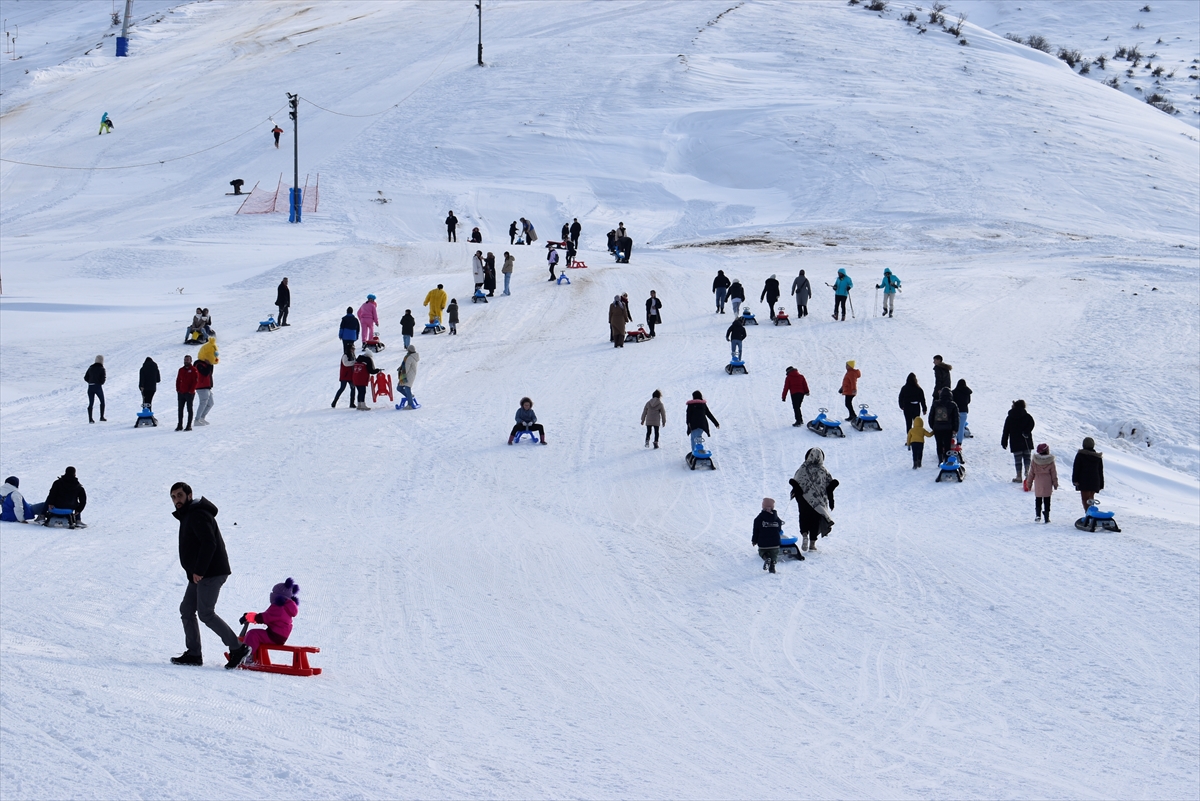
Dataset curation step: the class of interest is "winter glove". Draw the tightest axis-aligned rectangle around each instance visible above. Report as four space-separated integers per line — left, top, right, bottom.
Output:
241 612 258 624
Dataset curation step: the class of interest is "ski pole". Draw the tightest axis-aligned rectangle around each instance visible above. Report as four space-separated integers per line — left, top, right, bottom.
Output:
873 287 878 318
848 293 855 319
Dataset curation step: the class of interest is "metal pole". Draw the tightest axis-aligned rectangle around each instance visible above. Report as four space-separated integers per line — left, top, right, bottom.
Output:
116 0 132 56
476 1 483 66
288 93 300 222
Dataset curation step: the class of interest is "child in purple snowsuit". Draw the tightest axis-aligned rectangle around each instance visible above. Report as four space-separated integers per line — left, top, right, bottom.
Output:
241 578 300 660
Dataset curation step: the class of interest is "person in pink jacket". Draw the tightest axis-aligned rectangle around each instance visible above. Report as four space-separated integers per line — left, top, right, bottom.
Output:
357 295 379 345
1026 443 1059 523
240 577 300 662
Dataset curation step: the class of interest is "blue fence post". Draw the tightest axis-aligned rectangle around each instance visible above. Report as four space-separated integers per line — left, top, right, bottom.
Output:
289 187 303 223
115 37 128 57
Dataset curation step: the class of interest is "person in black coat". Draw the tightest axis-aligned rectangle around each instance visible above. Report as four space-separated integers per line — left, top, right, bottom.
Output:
952 379 972 442
897 373 927 434
139 357 161 408
933 355 952 394
725 316 747 360
616 236 633 263
84 355 106 423
928 387 960 464
760 274 781 319
561 222 570 242
508 220 518 245
275 277 290 326
339 307 360 359
446 211 458 242
400 310 416 348
712 270 731 313
685 390 719 448
45 466 86 518
752 498 787 573
1001 399 1036 482
484 253 497 296
645 291 662 338
169 482 247 668
1071 437 1105 512
569 218 581 248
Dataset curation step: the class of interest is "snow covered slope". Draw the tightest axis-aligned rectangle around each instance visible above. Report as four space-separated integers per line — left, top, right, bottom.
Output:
1 2 1197 798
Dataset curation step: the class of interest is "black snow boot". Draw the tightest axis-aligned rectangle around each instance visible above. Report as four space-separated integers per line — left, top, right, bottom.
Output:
171 652 203 666
768 561 776 574
225 644 251 670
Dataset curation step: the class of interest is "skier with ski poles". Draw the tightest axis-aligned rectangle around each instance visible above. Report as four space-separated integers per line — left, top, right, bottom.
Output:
829 269 853 321
876 268 901 317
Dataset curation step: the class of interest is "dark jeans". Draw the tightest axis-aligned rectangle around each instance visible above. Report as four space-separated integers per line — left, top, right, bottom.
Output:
277 305 289 325
911 441 924 467
333 381 351 405
342 339 356 359
766 297 778 318
1013 450 1032 476
141 387 156 406
510 423 545 440
833 296 847 319
790 393 805 424
177 392 194 428
355 385 368 404
447 227 456 242
87 384 105 418
180 574 239 656
843 394 856 421
571 234 579 248
934 431 953 463
797 303 808 318
645 425 659 444
647 318 657 337
715 287 727 312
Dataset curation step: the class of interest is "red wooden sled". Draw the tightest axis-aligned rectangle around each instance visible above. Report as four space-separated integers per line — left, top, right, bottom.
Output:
228 644 323 676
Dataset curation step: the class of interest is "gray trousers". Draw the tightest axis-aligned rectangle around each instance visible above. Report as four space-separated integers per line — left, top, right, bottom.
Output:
180 574 238 656
195 388 214 421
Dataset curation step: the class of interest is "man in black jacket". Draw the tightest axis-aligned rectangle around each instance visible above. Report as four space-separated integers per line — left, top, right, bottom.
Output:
84 355 106 423
760 274 781 320
169 482 248 669
275 277 290 326
1001 399 1036 483
138 357 161 408
569 218 581 248
446 211 458 242
928 388 960 464
45 466 87 520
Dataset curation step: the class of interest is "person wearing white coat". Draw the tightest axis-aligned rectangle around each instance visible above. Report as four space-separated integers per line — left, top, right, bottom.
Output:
472 251 485 291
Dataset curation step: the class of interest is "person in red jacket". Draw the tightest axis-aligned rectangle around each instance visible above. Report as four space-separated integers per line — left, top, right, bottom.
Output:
331 354 355 408
781 366 810 427
175 355 198 431
839 360 860 423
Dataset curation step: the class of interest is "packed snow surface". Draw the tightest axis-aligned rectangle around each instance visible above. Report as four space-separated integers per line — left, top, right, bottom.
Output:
1 1 1197 798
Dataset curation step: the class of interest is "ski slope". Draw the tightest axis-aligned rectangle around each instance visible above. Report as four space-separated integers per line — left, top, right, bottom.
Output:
1 2 1198 798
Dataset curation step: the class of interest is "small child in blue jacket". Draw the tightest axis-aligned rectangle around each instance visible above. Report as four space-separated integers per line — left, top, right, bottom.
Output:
508 397 547 445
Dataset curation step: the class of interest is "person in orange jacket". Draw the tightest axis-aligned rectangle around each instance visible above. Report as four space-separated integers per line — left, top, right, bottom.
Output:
838 360 861 422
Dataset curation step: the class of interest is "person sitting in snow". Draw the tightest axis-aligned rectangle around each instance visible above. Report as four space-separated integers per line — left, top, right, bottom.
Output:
1 477 44 523
752 497 788 573
240 578 300 664
509 397 547 444
469 227 483 244
44 466 87 524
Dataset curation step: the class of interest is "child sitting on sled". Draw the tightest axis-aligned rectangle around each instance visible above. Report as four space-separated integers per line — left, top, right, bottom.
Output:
240 578 300 663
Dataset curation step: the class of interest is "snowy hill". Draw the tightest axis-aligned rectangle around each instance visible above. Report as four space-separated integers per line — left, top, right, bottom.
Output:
1 2 1197 798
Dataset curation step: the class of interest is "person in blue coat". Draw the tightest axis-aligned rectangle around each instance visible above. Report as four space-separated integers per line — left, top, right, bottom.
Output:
832 269 853 321
1 477 44 523
338 307 360 359
508 397 547 444
876 268 900 317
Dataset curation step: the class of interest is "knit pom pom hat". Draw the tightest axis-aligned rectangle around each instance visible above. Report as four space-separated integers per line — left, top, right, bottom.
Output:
271 577 300 606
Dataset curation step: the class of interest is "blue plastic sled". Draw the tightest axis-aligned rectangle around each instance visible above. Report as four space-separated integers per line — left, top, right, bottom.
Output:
725 356 748 375
421 319 445 335
850 404 882 432
257 315 278 332
807 408 844 438
685 441 715 470
1075 502 1121 532
935 453 965 482
740 308 758 325
472 288 488 304
556 272 571 285
44 507 86 529
512 430 540 444
135 405 158 428
778 531 804 561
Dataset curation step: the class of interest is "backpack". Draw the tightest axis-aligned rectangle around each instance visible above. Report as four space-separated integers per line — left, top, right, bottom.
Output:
351 362 369 385
933 405 949 423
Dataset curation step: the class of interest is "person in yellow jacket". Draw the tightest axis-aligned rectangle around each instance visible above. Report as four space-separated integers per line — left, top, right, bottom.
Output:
906 415 933 469
838 360 861 422
423 283 448 324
